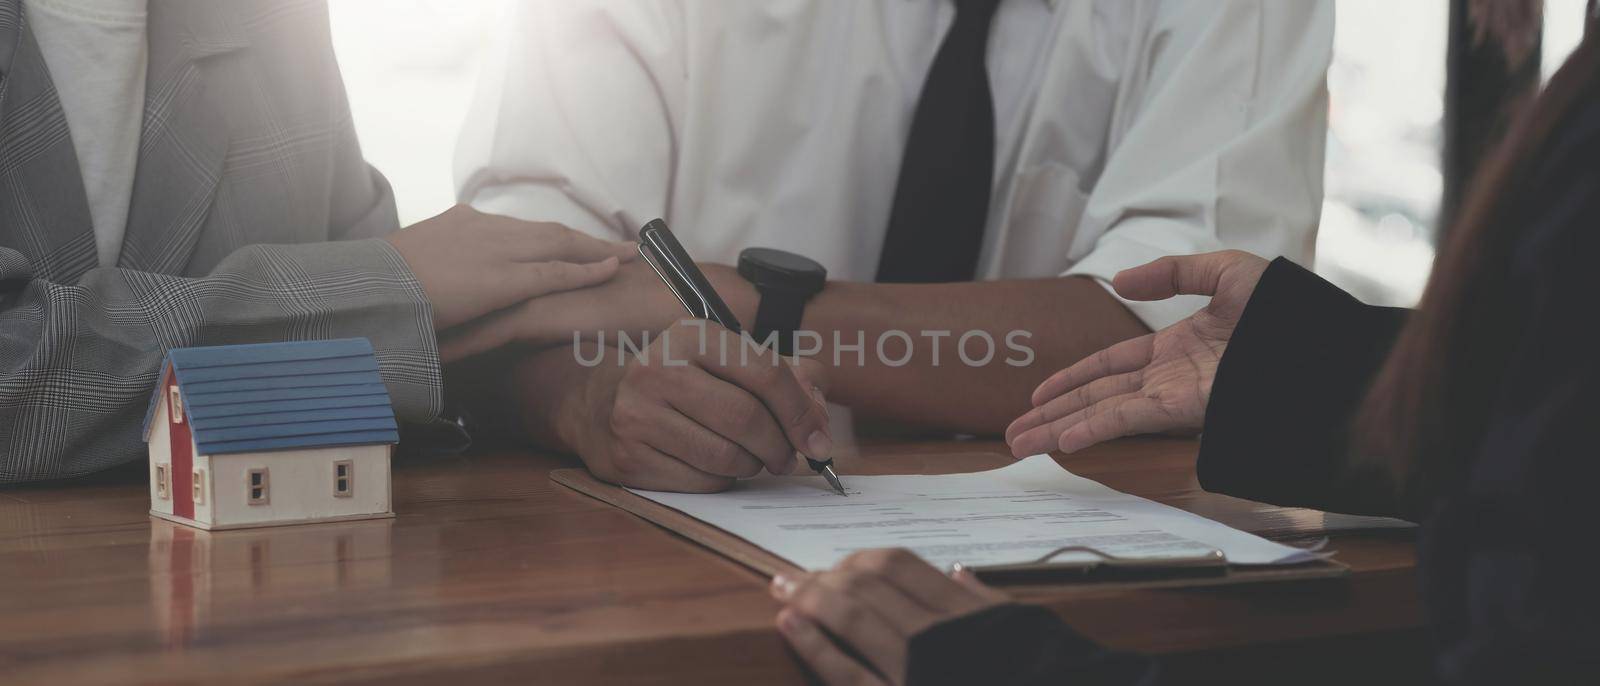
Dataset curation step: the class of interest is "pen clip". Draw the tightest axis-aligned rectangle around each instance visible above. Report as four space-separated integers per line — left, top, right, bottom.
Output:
638 240 699 317
638 223 740 331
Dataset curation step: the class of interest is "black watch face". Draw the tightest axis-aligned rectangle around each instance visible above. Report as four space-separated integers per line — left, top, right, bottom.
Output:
739 247 827 293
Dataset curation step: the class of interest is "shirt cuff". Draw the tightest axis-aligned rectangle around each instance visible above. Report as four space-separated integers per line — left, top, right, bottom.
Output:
1062 233 1212 331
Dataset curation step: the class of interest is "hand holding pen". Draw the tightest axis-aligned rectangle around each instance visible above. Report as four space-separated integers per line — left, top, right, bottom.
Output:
563 315 836 493
637 219 848 495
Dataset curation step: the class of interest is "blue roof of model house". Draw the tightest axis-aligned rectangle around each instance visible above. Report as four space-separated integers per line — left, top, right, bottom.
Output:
143 338 399 456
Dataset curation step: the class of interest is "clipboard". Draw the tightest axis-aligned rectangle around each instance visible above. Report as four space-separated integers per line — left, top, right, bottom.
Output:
550 468 1350 590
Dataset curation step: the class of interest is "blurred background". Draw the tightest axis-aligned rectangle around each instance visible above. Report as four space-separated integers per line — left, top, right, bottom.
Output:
330 0 1588 309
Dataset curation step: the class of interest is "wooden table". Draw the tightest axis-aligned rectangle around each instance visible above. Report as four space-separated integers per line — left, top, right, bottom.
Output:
0 439 1425 684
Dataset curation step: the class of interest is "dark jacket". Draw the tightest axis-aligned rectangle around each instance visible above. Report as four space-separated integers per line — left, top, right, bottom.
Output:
907 40 1600 686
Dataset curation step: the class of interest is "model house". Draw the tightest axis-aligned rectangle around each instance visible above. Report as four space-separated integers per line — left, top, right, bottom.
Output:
144 338 399 530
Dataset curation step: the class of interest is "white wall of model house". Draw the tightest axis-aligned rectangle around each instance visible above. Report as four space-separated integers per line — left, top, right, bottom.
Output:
147 394 174 518
208 446 391 529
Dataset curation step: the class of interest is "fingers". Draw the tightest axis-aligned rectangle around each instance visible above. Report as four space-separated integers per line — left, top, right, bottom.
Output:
1110 250 1259 302
776 609 888 686
638 395 772 479
950 567 1009 605
770 550 1011 685
774 573 908 681
601 323 822 482
479 213 638 264
1007 371 1141 457
438 258 625 361
790 356 832 397
690 326 833 467
1054 395 1176 454
609 382 769 480
514 256 621 299
1028 335 1152 408
446 257 620 341
772 569 935 637
598 440 735 493
659 370 798 476
527 227 636 264
791 360 832 457
838 549 990 615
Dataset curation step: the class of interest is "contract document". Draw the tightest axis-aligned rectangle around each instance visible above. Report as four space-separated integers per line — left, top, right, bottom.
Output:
628 455 1319 571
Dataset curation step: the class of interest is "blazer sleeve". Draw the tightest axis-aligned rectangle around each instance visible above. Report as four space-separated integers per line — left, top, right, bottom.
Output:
0 238 439 483
1195 257 1414 518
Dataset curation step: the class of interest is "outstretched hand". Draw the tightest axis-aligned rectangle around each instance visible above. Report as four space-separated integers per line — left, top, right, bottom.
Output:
1005 251 1269 457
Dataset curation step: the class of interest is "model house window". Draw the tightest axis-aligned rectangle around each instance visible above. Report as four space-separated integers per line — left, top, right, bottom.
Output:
155 464 169 499
334 460 353 497
168 386 183 423
192 470 205 505
248 468 270 505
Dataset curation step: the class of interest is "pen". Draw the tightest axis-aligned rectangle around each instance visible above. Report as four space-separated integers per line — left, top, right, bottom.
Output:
636 219 847 496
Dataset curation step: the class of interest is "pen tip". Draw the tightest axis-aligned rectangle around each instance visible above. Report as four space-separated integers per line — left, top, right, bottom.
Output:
823 466 847 496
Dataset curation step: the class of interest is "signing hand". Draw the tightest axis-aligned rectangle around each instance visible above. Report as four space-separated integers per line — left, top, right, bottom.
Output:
1006 251 1269 457
385 205 636 335
562 320 832 492
770 549 1009 685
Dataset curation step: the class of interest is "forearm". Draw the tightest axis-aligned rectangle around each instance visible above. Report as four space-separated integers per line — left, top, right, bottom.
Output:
706 270 1147 435
810 278 1146 433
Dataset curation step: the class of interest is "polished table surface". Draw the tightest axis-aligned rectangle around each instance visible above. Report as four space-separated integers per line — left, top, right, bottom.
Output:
0 439 1424 684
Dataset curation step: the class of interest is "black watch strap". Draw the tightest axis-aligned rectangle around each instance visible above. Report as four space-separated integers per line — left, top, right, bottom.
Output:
739 247 826 356
753 287 809 356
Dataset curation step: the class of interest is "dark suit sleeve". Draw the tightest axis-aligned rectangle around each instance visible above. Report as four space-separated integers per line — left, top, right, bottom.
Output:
1422 266 1600 684
906 605 1158 686
1195 258 1414 518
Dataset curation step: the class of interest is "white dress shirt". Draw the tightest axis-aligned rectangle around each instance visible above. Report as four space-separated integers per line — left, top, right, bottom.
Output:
25 0 148 268
456 0 1332 329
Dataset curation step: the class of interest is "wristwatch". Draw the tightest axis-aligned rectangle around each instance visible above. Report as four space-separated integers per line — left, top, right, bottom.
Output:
737 247 827 356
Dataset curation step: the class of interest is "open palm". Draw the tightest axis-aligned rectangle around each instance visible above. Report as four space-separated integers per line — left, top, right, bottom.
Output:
1006 251 1269 457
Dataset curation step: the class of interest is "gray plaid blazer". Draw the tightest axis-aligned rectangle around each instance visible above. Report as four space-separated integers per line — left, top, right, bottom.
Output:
0 0 442 482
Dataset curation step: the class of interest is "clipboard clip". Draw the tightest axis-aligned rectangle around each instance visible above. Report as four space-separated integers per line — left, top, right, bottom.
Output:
964 545 1229 583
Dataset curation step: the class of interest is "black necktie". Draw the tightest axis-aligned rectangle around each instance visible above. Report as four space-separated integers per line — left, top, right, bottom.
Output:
876 0 1002 283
